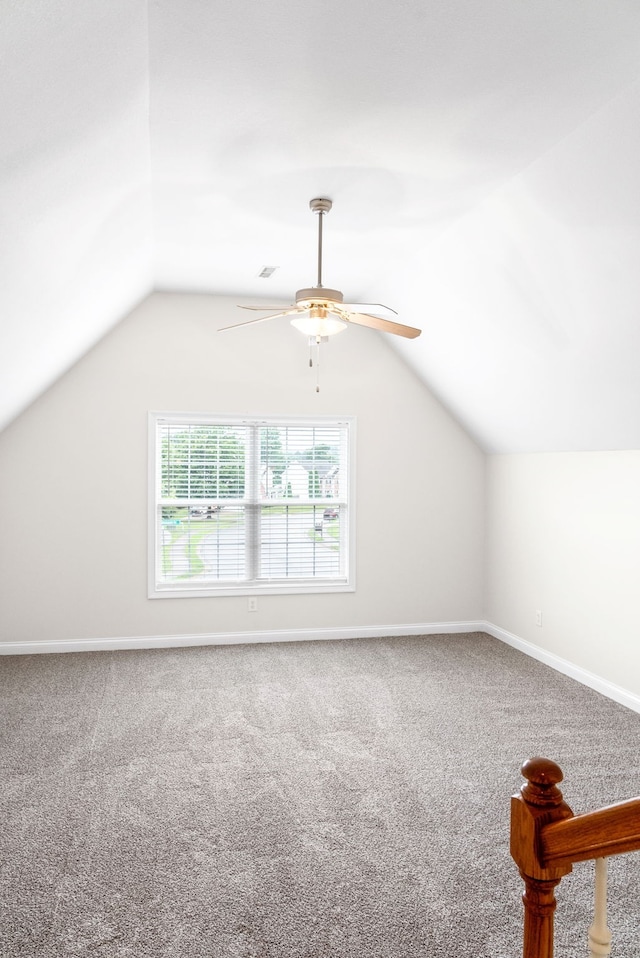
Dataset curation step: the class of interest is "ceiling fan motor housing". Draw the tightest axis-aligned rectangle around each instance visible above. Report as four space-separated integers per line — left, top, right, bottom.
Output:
295 287 343 307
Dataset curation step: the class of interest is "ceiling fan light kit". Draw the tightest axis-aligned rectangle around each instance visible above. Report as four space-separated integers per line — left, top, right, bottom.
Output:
223 197 421 389
290 312 348 337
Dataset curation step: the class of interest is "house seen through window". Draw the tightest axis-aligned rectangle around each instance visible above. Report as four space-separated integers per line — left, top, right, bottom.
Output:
149 414 354 597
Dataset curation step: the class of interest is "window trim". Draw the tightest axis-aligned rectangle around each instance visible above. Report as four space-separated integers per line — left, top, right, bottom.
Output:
148 412 356 598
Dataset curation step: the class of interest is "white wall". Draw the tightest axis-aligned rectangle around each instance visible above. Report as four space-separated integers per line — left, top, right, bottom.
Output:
486 452 640 700
0 292 485 647
3 293 638 711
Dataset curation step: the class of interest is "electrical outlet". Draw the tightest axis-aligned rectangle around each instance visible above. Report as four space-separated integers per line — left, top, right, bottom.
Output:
535 610 542 627
248 597 258 613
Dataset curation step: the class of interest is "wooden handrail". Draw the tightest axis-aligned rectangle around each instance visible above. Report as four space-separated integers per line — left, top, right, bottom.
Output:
542 796 640 867
510 757 640 958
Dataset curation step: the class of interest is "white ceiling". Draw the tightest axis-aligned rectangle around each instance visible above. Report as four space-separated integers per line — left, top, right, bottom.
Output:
3 0 640 451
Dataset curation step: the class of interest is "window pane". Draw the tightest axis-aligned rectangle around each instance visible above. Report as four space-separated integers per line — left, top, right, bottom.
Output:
259 504 342 580
159 506 245 582
161 424 247 499
261 425 342 501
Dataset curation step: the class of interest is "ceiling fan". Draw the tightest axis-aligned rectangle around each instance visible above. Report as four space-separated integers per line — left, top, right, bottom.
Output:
220 197 422 341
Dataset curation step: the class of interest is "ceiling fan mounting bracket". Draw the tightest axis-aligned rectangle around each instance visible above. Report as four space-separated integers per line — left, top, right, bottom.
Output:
309 197 332 215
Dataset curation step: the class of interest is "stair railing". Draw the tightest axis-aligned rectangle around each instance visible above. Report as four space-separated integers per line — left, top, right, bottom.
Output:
510 757 640 958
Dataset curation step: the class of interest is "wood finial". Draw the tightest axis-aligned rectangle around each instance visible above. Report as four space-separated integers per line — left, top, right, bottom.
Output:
521 758 565 807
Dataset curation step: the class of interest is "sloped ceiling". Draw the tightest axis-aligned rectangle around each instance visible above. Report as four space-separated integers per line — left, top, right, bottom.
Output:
3 1 640 451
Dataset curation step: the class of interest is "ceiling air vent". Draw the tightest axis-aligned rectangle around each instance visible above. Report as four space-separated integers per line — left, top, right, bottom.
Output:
258 266 278 279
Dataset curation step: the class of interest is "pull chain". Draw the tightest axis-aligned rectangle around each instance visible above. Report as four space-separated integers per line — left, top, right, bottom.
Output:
308 335 323 392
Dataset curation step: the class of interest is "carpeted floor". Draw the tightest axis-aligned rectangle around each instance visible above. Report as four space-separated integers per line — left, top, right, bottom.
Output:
1 632 639 957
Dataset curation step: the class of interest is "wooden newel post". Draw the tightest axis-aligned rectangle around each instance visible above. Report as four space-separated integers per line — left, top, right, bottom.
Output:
510 758 574 958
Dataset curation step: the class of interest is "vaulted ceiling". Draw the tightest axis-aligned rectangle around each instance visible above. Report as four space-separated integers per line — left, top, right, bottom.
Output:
3 1 640 451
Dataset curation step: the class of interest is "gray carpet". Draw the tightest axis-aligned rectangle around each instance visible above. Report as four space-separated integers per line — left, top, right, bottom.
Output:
1 632 639 957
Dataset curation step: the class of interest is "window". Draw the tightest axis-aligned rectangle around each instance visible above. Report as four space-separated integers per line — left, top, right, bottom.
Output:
149 413 355 597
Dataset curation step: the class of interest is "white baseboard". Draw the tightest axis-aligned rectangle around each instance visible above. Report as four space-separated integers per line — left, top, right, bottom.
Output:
0 620 487 656
3 620 638 715
484 621 640 715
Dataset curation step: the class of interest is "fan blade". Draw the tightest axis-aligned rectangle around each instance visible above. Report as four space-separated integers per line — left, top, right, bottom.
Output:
219 309 299 331
238 304 293 311
346 311 421 339
342 302 399 317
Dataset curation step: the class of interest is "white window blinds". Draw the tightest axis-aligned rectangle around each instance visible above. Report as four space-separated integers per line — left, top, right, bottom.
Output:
149 414 354 597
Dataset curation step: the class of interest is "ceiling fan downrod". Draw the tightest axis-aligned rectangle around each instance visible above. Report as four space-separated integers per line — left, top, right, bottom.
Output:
310 197 332 289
